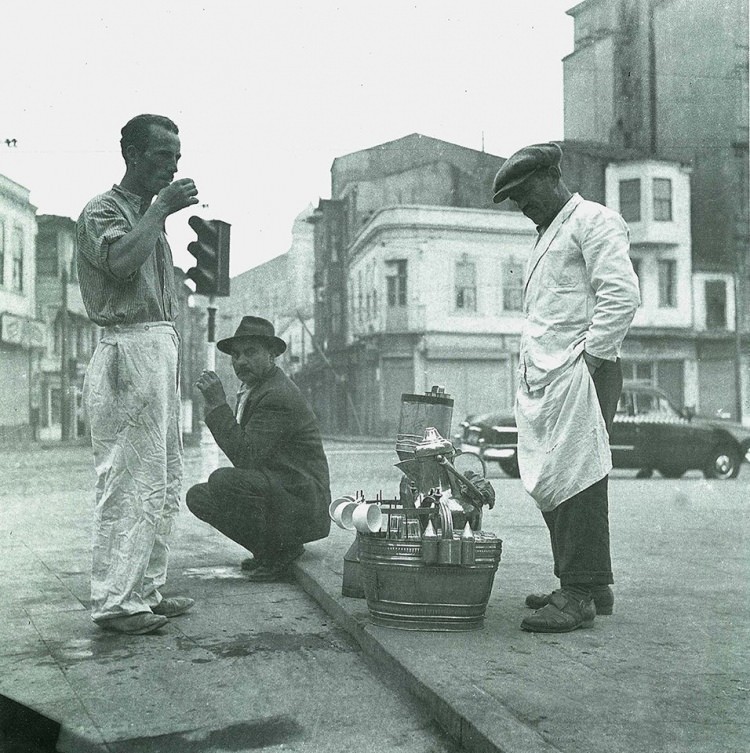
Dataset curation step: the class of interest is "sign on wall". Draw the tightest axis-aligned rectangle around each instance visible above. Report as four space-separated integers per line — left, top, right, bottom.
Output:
1 313 46 348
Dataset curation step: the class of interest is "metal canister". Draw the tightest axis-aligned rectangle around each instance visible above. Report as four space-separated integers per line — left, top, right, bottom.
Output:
396 387 454 459
437 536 461 565
460 521 476 566
421 519 439 564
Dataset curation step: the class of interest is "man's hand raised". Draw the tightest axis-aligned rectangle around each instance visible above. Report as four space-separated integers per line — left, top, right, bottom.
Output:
155 178 199 217
195 370 227 412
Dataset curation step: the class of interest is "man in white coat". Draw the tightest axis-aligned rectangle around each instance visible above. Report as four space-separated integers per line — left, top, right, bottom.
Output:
492 143 640 633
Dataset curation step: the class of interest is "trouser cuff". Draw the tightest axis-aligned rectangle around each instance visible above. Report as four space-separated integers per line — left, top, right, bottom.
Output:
560 572 613 588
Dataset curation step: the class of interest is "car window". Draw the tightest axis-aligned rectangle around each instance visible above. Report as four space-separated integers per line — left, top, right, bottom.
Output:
634 392 680 418
617 392 634 416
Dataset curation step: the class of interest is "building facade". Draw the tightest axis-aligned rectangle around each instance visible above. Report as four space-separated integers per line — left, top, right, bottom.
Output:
563 0 750 420
180 205 318 422
299 134 508 433
35 215 100 440
299 127 745 435
0 173 43 443
344 205 535 436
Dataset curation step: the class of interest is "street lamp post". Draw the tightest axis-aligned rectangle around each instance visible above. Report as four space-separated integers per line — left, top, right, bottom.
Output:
60 266 71 440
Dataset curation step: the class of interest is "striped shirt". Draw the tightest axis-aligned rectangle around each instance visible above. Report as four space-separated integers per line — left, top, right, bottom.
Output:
76 185 178 325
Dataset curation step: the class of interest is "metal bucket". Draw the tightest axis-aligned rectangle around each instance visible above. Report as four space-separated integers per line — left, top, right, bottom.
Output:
358 533 502 631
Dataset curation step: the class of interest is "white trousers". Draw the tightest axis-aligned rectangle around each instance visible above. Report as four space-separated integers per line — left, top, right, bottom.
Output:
83 322 183 622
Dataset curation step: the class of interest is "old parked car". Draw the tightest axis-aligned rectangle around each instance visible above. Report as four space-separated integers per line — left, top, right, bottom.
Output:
454 382 750 480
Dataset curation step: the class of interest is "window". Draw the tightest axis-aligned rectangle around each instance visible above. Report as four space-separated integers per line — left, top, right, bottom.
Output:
77 325 89 358
53 313 63 355
36 243 58 276
630 258 643 304
658 259 677 307
653 178 672 221
705 280 727 329
386 260 407 307
327 225 338 262
455 258 477 311
12 226 23 291
330 292 341 334
502 257 524 311
622 360 654 386
619 179 641 222
635 392 680 418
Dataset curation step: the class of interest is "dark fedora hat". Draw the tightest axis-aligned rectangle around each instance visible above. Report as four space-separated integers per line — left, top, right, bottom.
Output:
216 316 287 356
492 142 563 203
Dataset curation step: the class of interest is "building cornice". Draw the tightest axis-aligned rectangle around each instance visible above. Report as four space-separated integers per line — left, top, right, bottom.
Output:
0 173 37 213
348 205 533 264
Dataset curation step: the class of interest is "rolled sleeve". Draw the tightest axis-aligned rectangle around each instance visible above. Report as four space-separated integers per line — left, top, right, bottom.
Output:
77 197 134 281
582 212 640 360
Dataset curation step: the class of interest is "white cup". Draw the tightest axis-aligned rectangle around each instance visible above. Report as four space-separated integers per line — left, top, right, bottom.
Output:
332 500 359 530
329 495 356 522
352 503 383 534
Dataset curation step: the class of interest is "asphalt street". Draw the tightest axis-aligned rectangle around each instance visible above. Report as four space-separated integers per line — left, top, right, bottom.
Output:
1 439 749 752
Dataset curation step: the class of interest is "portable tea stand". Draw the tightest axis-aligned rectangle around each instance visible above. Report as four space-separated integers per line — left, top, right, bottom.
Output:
330 388 502 631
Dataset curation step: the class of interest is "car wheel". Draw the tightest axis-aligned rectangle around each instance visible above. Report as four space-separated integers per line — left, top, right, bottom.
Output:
703 445 741 480
498 457 520 478
657 465 686 479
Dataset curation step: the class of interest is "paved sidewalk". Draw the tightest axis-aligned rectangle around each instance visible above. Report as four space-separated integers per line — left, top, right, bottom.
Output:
294 482 750 753
1 443 748 752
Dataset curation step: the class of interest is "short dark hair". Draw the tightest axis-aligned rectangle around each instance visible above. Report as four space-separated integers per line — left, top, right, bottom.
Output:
120 114 178 159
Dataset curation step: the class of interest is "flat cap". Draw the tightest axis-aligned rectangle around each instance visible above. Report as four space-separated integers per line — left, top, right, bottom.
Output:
492 142 563 203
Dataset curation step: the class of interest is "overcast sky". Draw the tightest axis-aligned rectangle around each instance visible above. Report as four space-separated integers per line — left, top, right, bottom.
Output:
1 1 573 276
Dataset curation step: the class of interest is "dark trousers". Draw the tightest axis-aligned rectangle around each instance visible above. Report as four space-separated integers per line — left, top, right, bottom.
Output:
186 467 300 560
541 358 622 589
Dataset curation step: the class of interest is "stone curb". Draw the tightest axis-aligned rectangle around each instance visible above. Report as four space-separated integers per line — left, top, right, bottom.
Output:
293 558 559 753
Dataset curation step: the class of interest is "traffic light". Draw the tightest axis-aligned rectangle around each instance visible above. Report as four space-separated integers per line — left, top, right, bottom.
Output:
186 216 231 297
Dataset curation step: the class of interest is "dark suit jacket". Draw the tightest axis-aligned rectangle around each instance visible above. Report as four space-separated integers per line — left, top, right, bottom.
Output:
205 366 331 544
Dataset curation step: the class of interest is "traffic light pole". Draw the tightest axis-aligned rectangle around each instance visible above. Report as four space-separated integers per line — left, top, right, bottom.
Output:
206 297 217 371
201 295 220 478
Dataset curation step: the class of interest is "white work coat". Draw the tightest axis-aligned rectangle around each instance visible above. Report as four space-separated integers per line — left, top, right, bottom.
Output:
515 194 640 511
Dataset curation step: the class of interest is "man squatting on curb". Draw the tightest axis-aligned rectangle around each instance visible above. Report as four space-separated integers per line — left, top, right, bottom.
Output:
186 316 331 582
492 143 640 633
76 114 199 635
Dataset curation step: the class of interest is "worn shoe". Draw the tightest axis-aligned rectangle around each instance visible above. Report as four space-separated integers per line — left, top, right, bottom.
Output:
525 586 614 615
245 563 292 582
521 590 596 633
246 544 304 583
98 612 168 635
152 597 195 618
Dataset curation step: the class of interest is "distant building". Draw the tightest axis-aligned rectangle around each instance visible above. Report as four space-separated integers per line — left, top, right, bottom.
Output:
0 173 43 443
299 133 509 433
211 205 317 398
563 0 749 420
35 215 99 440
343 205 535 435
299 128 742 435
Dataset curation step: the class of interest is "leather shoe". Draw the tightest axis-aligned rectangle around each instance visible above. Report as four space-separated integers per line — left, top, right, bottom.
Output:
525 586 614 615
152 597 195 618
245 563 292 583
521 590 596 633
246 544 304 583
98 612 168 635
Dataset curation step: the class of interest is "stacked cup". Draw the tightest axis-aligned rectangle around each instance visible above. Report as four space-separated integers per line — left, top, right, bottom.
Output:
329 495 383 534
